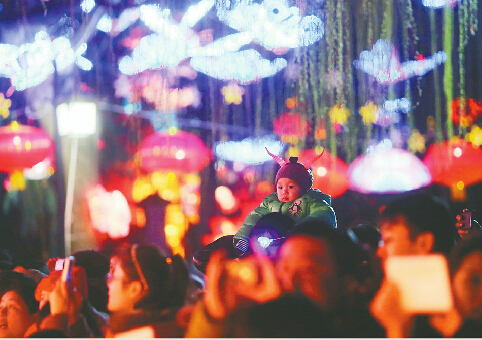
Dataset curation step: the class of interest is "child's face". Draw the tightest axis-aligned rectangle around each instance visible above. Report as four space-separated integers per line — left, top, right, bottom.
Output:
277 178 301 202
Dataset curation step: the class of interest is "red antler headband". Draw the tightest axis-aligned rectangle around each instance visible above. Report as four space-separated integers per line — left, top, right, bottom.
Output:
265 147 324 169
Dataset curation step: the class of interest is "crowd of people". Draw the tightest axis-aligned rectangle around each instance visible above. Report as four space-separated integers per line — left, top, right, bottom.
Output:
0 151 480 337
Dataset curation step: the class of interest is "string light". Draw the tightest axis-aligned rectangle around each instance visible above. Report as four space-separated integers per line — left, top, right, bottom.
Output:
214 136 285 164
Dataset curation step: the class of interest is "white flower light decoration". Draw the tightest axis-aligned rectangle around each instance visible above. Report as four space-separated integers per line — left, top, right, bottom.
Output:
190 49 287 84
0 31 92 91
214 136 285 164
216 0 324 50
354 39 446 85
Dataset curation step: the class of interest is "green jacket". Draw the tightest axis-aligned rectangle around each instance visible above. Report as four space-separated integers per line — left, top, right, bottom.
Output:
233 189 337 243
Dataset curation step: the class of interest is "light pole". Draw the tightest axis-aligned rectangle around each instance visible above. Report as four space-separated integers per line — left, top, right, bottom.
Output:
56 101 96 256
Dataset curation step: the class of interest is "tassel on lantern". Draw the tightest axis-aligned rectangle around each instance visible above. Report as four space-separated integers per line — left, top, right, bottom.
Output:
8 170 26 191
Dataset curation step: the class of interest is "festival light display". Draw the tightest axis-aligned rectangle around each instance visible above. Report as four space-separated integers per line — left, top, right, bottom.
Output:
85 184 131 239
348 141 432 194
0 31 92 91
221 83 245 105
190 49 287 84
354 39 446 85
0 122 55 191
215 0 324 50
214 136 285 164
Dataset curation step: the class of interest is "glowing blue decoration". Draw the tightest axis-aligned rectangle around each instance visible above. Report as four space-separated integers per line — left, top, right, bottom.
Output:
96 15 113 32
139 5 171 32
384 98 411 114
119 33 193 74
81 0 96 13
190 49 287 83
97 8 141 34
180 0 215 28
190 32 253 57
0 31 92 91
422 0 459 8
354 39 447 85
214 135 285 164
258 237 272 249
216 0 324 50
118 3 212 75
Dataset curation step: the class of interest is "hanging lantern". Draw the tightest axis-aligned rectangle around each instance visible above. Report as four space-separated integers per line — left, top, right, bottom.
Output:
299 148 349 198
423 139 482 188
348 147 432 194
139 130 212 173
0 122 54 190
273 112 311 144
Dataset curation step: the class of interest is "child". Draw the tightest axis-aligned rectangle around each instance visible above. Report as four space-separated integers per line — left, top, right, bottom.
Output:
232 148 337 256
192 148 337 273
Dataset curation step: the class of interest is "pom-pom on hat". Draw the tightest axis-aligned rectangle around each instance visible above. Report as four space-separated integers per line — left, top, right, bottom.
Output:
266 147 324 194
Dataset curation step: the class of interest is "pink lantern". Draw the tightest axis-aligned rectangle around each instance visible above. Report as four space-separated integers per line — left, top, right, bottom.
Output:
299 148 349 198
0 122 54 173
423 139 482 187
139 130 212 173
348 147 432 194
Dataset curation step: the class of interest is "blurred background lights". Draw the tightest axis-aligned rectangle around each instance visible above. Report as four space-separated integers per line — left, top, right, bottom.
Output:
457 181 465 190
80 0 96 13
215 186 237 211
454 147 462 157
317 166 328 177
175 149 185 160
56 102 97 136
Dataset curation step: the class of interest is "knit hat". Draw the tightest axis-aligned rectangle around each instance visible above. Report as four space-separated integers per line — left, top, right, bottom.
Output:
266 148 324 194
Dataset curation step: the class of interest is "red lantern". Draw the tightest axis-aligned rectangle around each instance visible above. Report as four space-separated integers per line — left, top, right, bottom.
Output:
139 130 212 173
299 148 349 198
423 139 482 187
0 122 54 173
273 112 311 142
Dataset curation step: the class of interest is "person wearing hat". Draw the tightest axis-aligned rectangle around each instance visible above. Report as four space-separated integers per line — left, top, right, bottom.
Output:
232 148 337 257
192 148 337 273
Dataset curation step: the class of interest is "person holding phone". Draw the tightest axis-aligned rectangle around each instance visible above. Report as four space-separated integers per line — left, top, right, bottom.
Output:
370 194 459 337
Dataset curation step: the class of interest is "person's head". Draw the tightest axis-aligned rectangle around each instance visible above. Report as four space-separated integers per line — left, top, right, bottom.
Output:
0 271 38 338
266 148 323 201
14 259 50 276
376 194 456 265
72 250 110 313
275 220 362 310
249 212 295 259
448 235 482 320
107 243 188 313
225 293 330 337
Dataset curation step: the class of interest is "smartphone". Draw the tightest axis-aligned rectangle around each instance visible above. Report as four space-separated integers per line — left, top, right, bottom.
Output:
384 254 453 314
460 209 472 230
55 258 65 271
61 256 75 283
